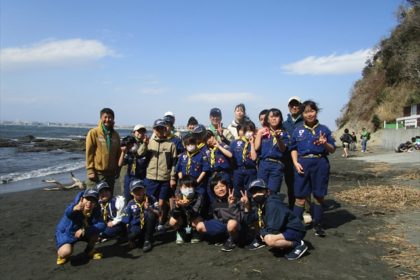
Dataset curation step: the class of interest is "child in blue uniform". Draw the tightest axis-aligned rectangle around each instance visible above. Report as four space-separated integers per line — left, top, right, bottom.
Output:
255 108 288 194
122 179 159 252
96 182 126 242
55 189 105 265
289 100 336 237
195 174 248 252
230 122 258 198
176 134 210 195
169 176 205 244
244 179 308 260
205 130 233 184
164 114 185 156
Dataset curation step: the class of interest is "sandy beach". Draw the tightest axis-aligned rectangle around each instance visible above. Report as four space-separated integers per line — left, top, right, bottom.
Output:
1 147 419 280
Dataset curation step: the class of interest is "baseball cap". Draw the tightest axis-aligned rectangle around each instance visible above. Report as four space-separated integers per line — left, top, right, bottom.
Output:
164 111 175 117
288 96 302 105
153 119 167 128
82 189 99 200
96 182 110 192
192 124 206 134
130 179 145 192
163 115 175 125
210 108 222 117
133 124 146 132
248 178 268 193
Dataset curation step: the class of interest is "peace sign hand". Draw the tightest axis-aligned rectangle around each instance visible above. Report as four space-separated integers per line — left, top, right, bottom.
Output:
239 190 249 206
314 131 327 146
228 188 235 205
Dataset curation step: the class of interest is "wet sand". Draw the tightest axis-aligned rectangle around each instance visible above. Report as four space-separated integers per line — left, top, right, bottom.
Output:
0 147 419 279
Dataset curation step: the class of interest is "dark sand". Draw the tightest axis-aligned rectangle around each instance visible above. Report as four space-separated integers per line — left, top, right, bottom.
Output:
1 147 418 280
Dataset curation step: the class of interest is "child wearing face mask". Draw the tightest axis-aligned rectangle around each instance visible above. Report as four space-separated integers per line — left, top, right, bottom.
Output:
229 122 258 198
169 176 205 244
118 135 147 202
244 179 307 260
176 134 210 196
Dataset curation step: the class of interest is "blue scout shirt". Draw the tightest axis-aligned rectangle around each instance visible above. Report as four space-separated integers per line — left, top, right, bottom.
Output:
289 122 336 156
259 129 289 160
283 114 303 137
176 149 210 179
122 196 157 227
168 134 185 156
124 152 147 178
206 144 231 172
230 138 256 168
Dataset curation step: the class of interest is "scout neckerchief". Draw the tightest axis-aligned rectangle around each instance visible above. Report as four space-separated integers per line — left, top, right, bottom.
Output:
134 199 145 229
269 127 282 146
257 204 265 228
209 124 222 143
167 132 175 140
102 202 109 223
101 123 112 150
130 156 137 176
186 148 200 174
241 136 249 162
304 121 320 135
209 146 217 168
82 210 92 229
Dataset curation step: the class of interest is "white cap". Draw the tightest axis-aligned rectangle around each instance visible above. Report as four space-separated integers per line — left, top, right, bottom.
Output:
164 111 175 117
288 96 302 104
133 124 146 131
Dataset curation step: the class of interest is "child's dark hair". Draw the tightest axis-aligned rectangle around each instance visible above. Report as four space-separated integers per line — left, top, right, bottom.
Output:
179 175 196 188
344 128 349 133
302 100 320 112
210 172 230 191
264 108 284 129
187 116 198 126
121 135 136 147
259 109 268 118
204 130 215 142
236 121 256 134
235 103 246 113
100 108 115 118
182 133 197 146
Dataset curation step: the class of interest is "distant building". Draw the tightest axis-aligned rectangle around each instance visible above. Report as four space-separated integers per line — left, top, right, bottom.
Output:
396 104 420 129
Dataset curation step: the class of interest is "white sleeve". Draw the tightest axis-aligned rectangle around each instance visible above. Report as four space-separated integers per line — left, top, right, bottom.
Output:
112 195 126 225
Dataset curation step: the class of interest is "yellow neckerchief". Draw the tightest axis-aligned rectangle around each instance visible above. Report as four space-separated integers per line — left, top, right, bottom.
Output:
209 146 217 167
167 133 175 140
186 148 200 174
241 136 249 162
101 202 109 223
269 127 282 146
197 142 205 150
304 121 320 135
82 210 92 229
131 158 136 176
257 205 265 228
134 199 145 229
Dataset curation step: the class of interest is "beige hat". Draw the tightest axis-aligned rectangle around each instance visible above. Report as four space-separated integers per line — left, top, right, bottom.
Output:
288 96 302 104
133 124 146 131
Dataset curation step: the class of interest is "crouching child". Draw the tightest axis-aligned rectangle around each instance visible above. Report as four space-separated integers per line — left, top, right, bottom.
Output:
245 178 308 260
169 176 205 244
195 173 249 252
122 179 159 252
96 182 126 242
55 189 105 265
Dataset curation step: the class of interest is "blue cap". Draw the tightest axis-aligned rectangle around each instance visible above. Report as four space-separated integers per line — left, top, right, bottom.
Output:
96 182 110 192
192 124 206 134
248 179 268 193
153 119 167 128
130 179 145 192
82 189 99 200
210 108 222 117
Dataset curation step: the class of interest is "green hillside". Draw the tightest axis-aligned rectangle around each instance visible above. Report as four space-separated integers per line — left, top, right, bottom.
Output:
336 0 420 131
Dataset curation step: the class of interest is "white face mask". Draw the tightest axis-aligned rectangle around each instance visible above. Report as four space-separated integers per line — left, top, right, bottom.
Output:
180 187 195 199
186 145 196 152
245 132 253 139
130 144 138 153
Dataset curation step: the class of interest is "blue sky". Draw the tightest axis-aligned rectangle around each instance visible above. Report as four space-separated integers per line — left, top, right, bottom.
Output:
0 0 404 129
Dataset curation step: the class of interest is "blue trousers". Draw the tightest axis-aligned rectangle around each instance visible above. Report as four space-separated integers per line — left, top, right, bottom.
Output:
232 167 257 197
257 160 284 194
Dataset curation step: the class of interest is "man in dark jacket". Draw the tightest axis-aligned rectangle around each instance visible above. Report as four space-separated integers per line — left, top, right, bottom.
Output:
245 178 308 260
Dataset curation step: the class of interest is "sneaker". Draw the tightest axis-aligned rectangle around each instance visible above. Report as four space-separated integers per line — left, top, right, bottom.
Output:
213 242 223 247
176 231 185 244
87 249 103 260
190 230 200 244
221 239 236 252
314 224 326 237
245 238 266 250
142 240 153 252
285 241 308 260
303 212 312 225
56 256 67 265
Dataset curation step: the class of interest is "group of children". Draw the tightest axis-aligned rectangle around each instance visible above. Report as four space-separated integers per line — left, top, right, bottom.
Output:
55 99 336 265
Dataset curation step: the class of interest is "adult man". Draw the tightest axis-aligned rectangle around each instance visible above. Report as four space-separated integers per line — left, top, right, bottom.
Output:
208 108 234 145
86 108 121 194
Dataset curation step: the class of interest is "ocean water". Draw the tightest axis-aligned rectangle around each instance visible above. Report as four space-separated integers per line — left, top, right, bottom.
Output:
0 124 132 194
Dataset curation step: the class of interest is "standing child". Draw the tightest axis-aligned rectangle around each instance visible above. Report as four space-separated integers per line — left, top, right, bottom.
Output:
195 174 248 252
340 128 353 158
96 182 126 242
289 100 336 237
55 189 105 265
254 108 288 195
244 179 308 260
205 130 233 184
122 179 159 252
230 122 258 198
169 176 205 244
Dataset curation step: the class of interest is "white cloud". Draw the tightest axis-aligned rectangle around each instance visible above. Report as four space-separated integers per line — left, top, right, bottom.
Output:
0 38 115 69
281 49 373 75
188 92 257 103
